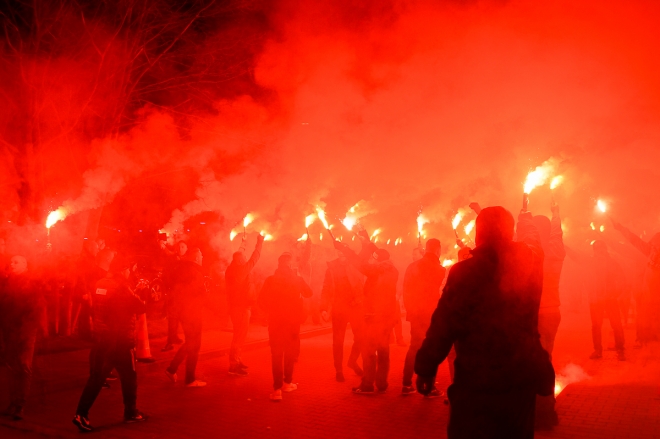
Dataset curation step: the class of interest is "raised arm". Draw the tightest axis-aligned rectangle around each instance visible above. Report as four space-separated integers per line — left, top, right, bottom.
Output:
612 220 651 256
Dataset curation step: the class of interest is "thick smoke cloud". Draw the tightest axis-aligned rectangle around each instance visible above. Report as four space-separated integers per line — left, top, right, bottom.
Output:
2 0 660 263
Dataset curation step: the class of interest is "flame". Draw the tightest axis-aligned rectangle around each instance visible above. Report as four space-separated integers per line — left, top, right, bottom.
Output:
260 231 273 241
395 237 402 246
590 222 596 230
230 230 238 241
342 217 357 231
371 228 381 239
590 240 596 245
599 225 605 232
464 219 476 235
554 382 563 397
442 259 455 267
316 207 330 229
305 214 316 228
297 233 308 242
550 175 564 190
523 159 557 194
452 211 465 230
417 214 429 234
243 213 255 228
597 199 607 213
46 208 67 228
319 233 323 241
387 238 391 245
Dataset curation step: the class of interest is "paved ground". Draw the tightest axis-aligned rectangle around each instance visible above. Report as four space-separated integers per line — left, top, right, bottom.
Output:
2 309 660 439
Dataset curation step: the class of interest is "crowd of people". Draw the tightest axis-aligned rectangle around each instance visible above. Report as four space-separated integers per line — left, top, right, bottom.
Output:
1 201 659 438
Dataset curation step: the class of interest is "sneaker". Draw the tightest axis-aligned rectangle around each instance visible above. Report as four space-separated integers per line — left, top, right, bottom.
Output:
229 366 248 377
347 361 364 377
270 389 283 401
336 372 345 382
238 361 249 370
186 380 207 387
401 385 416 395
124 411 148 423
282 382 298 392
165 369 177 383
72 414 93 432
589 351 602 360
617 350 626 361
161 344 174 352
425 387 445 399
352 386 375 395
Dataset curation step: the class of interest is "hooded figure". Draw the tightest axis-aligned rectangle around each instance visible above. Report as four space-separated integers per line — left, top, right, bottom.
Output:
415 206 553 439
612 221 660 343
334 235 399 394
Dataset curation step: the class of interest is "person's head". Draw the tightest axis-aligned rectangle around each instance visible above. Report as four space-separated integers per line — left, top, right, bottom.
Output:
177 241 188 257
425 239 441 257
10 255 28 275
110 256 133 279
475 206 515 247
412 247 424 261
371 248 390 264
97 248 115 272
278 252 293 269
532 215 551 249
187 247 202 266
592 240 608 257
232 251 246 265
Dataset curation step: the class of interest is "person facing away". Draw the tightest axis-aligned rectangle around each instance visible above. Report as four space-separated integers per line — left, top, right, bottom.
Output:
165 247 207 387
161 240 188 351
415 206 554 439
225 233 264 376
401 238 446 397
0 255 47 421
320 249 365 382
334 232 399 394
588 240 626 361
259 252 313 401
73 256 147 432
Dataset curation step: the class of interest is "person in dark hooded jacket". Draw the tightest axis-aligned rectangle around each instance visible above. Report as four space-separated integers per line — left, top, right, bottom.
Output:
334 233 399 394
225 234 264 375
259 253 313 401
415 206 553 439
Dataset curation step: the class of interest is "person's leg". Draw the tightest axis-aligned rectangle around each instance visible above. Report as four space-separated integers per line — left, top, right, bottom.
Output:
112 344 138 417
6 330 37 414
283 330 298 385
347 314 363 367
402 320 425 387
76 341 112 417
332 314 348 373
447 345 457 382
538 309 561 359
183 319 203 384
166 299 180 345
229 307 245 367
269 328 285 390
359 323 377 390
375 323 392 391
607 300 625 352
590 302 604 353
167 342 187 376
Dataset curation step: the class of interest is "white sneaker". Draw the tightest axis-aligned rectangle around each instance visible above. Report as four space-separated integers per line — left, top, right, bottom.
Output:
270 389 283 401
282 382 298 392
165 370 177 383
186 380 207 387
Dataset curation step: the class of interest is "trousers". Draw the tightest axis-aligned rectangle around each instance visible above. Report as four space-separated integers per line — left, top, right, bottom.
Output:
2 328 37 409
229 307 250 366
590 300 625 352
269 324 299 390
402 319 429 386
361 319 393 390
332 311 362 373
168 317 202 384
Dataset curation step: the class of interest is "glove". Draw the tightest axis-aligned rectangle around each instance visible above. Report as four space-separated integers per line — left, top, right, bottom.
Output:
416 375 435 396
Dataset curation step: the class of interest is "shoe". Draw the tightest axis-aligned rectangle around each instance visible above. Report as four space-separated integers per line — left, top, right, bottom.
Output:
186 380 207 387
377 387 388 393
401 385 416 395
347 361 364 377
336 372 345 382
172 337 184 344
589 351 602 360
124 411 148 423
165 369 177 383
161 344 174 352
229 366 248 377
137 357 156 363
352 386 375 394
425 387 445 399
238 361 249 369
617 350 626 361
270 389 283 401
282 382 298 392
72 414 93 432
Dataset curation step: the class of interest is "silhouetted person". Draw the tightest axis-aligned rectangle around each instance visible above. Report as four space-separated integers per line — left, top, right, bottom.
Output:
611 219 660 344
162 241 188 351
259 252 312 401
0 256 47 421
72 240 100 341
320 250 365 382
72 256 147 432
588 240 626 361
165 247 207 387
225 234 264 376
335 233 399 394
401 239 446 396
415 206 554 439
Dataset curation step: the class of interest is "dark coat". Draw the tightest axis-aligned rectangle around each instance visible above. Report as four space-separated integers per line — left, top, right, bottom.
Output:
259 267 313 328
92 274 145 345
320 259 364 316
0 273 46 334
170 260 206 321
225 239 262 309
403 253 446 324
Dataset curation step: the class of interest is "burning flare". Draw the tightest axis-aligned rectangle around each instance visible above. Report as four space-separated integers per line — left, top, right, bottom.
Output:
464 219 476 235
523 159 558 194
316 207 330 229
442 259 455 267
243 213 255 228
260 231 273 241
46 208 67 229
297 233 308 242
452 210 465 230
230 230 238 241
550 175 564 190
417 214 429 234
597 199 607 213
371 229 381 240
305 214 316 228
